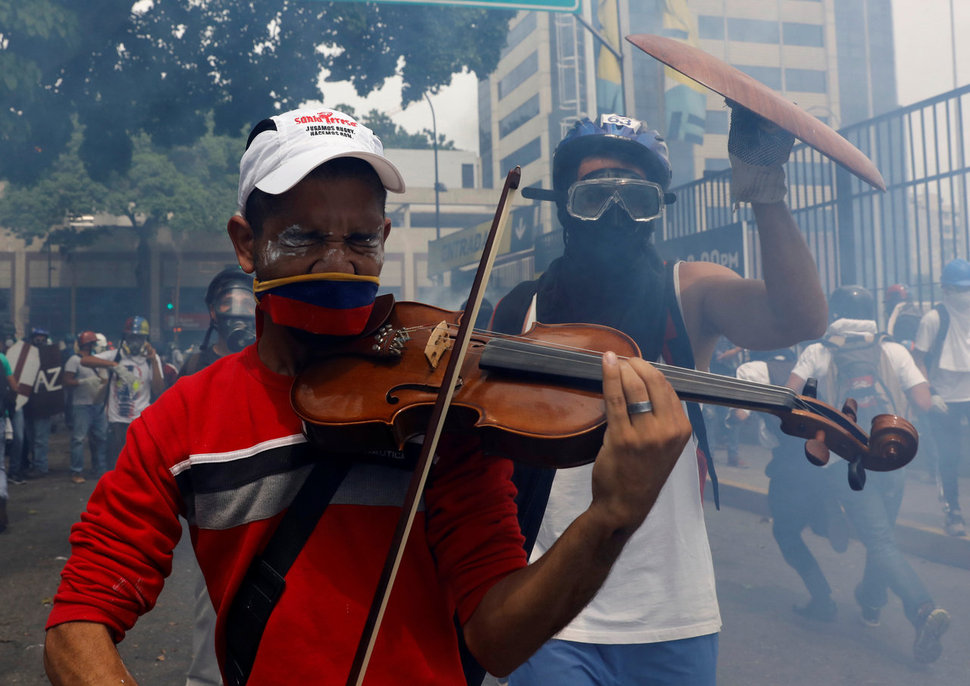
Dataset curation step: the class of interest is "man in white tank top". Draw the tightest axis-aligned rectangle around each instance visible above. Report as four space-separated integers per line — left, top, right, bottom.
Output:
494 109 827 686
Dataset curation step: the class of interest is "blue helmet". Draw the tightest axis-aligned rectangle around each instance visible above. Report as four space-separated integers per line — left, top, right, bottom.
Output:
941 258 970 287
552 114 672 197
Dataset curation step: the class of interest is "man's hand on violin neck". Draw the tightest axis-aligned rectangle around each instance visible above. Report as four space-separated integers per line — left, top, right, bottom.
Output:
591 353 692 535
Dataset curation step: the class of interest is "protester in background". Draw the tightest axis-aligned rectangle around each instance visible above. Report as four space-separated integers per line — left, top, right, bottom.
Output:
62 331 109 483
913 258 970 537
5 332 30 485
788 285 949 664
180 267 255 686
180 267 256 377
22 327 65 479
734 348 846 622
492 107 827 686
884 284 924 350
0 345 17 532
80 316 164 471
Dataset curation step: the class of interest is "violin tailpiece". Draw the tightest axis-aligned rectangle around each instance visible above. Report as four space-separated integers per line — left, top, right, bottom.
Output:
371 324 410 358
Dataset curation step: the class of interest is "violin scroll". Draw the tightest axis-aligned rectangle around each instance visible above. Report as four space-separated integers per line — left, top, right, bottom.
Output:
865 414 918 471
777 393 919 490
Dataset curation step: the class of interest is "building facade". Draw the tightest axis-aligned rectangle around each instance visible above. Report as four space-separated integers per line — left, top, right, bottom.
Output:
477 0 898 247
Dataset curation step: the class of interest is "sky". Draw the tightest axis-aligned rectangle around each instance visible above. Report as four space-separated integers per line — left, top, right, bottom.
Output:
316 0 970 154
892 0 970 105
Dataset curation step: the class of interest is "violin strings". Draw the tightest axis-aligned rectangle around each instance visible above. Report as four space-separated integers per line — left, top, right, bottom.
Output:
388 321 818 414
478 335 799 409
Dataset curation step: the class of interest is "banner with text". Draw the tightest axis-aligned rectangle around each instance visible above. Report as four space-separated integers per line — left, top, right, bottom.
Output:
658 222 747 277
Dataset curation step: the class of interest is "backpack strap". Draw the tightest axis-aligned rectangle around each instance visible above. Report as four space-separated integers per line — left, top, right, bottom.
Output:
223 457 351 686
925 303 951 375
661 262 718 509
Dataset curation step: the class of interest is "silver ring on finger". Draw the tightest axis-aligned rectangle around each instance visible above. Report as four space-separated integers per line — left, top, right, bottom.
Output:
626 400 654 415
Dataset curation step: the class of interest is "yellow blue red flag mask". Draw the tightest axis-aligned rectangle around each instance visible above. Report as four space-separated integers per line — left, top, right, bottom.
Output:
253 273 380 336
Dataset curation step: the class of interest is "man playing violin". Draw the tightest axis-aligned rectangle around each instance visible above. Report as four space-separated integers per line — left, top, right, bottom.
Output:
492 109 828 686
43 108 693 686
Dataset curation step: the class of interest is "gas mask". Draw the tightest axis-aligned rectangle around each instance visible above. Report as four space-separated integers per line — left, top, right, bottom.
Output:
122 335 149 357
212 287 257 353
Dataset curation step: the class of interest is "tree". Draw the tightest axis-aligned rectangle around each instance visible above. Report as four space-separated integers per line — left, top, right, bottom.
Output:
0 0 510 183
337 106 456 150
0 125 240 314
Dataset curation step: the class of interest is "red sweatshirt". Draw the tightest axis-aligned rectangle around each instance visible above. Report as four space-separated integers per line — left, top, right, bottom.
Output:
47 344 527 684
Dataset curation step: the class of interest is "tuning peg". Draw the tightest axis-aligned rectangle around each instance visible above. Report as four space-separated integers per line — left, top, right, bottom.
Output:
841 398 858 423
848 457 866 491
805 430 830 466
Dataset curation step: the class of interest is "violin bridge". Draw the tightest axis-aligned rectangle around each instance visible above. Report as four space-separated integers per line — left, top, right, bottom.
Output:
424 321 452 368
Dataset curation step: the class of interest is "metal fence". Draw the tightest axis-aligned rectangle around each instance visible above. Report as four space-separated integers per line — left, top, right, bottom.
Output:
664 85 970 318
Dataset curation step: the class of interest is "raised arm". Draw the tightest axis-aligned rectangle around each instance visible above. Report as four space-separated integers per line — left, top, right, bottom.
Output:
680 105 827 364
462 353 691 676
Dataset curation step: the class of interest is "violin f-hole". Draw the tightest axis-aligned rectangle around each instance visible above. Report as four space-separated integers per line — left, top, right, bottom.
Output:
386 379 463 404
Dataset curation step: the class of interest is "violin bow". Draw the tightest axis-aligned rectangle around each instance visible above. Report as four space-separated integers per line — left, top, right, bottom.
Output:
345 166 522 686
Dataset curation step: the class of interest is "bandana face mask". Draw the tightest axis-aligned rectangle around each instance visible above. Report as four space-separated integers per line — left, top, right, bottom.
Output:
253 273 380 337
944 288 970 312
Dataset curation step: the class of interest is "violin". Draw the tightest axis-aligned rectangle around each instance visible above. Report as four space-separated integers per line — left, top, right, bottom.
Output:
292 297 918 488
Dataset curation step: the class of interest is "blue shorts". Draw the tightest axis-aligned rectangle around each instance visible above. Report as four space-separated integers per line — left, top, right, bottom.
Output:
508 634 718 686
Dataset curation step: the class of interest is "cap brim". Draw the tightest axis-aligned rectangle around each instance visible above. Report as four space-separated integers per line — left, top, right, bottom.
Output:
257 148 405 197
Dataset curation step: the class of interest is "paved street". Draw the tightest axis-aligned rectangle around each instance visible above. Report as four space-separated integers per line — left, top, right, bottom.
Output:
0 428 197 685
2 429 968 685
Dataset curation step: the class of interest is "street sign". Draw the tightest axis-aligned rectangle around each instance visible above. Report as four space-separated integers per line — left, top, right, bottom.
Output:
428 218 512 276
324 0 582 11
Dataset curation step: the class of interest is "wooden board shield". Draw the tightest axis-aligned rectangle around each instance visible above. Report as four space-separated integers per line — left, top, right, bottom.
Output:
626 33 886 191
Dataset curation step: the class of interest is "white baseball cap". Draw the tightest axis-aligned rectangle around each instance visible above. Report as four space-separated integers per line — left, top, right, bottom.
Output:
237 108 406 213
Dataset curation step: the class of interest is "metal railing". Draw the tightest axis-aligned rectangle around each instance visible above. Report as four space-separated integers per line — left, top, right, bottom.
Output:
664 85 970 314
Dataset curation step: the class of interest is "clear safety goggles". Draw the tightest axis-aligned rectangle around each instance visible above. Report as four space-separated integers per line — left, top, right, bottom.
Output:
566 178 665 223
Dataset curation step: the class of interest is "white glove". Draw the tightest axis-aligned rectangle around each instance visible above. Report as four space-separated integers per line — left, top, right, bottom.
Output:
727 100 795 204
931 394 949 414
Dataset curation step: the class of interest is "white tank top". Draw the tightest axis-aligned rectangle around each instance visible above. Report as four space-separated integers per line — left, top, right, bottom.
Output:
525 263 721 644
